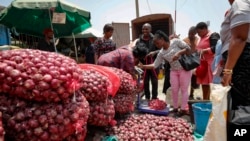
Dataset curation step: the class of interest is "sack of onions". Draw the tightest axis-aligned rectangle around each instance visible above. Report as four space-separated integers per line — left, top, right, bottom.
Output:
79 69 109 101
63 125 87 141
0 112 4 141
113 93 136 114
0 91 89 141
88 98 116 126
0 49 83 102
107 67 136 95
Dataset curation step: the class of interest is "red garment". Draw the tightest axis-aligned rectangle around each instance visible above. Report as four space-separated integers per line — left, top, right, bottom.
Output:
196 32 214 84
97 46 134 74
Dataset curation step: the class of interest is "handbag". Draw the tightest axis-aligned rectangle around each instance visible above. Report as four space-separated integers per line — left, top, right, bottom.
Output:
195 54 208 78
179 51 200 71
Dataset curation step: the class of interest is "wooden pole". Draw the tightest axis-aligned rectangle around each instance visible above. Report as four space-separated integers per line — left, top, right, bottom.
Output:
135 0 139 18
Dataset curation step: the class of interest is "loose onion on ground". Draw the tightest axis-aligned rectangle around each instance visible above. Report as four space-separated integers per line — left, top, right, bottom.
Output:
0 91 89 141
106 114 194 141
0 49 83 102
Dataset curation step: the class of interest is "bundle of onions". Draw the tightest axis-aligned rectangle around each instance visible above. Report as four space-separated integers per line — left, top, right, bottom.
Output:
107 67 136 95
88 98 116 126
0 112 4 141
0 49 83 102
79 69 109 102
113 93 136 114
0 91 89 141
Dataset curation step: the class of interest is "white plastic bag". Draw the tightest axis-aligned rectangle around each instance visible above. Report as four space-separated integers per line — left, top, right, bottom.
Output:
203 84 230 141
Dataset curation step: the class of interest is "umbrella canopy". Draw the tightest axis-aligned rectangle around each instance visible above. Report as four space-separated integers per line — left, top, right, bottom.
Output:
65 27 102 38
0 0 91 38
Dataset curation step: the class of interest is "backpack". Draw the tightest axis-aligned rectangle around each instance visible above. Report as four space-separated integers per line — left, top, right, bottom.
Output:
209 32 220 53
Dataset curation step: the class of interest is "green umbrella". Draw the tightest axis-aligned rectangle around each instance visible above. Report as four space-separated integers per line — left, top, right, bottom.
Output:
0 0 91 38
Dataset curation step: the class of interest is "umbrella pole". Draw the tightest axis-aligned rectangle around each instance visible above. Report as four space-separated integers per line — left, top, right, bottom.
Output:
72 33 79 62
48 9 58 53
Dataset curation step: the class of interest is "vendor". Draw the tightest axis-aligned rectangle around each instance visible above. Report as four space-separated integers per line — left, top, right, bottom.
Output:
37 28 59 52
97 40 148 79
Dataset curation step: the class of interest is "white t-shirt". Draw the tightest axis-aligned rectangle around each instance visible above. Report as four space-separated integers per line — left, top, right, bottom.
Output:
153 38 190 71
220 0 250 54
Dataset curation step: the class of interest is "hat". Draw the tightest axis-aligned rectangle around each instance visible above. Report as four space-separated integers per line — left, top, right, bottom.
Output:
43 28 53 35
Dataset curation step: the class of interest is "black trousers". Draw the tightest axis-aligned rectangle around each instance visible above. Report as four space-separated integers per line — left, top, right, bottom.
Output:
144 70 158 99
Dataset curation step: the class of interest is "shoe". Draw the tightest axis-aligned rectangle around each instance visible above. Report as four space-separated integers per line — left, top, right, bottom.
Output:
172 108 178 113
176 110 189 117
189 96 194 100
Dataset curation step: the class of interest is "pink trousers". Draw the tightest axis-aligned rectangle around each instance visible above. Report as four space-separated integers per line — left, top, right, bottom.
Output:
170 69 192 110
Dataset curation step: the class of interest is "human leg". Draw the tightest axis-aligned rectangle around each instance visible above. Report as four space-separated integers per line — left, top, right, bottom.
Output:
202 84 211 100
180 70 192 110
170 70 180 110
143 71 150 100
151 71 158 99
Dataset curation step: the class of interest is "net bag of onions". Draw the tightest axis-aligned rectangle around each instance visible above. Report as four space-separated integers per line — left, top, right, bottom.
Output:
0 49 83 102
88 98 116 126
107 67 136 95
78 69 109 101
78 64 120 97
0 91 90 141
0 112 4 141
113 93 137 114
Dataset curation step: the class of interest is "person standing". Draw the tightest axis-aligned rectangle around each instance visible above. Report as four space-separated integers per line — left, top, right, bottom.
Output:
136 23 159 100
93 23 116 64
195 22 215 100
221 0 250 110
183 26 200 100
139 30 192 116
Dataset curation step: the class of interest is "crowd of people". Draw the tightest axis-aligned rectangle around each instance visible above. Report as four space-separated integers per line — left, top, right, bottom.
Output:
35 0 250 125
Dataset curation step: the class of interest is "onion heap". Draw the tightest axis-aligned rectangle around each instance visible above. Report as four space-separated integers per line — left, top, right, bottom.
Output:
106 114 194 141
0 112 4 141
0 91 89 141
88 98 116 126
148 99 167 110
0 49 83 102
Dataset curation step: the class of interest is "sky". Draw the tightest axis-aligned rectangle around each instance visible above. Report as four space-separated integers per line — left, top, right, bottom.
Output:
1 0 231 39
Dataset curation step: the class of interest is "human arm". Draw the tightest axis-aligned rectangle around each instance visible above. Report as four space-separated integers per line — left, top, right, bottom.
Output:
172 39 191 61
221 23 250 86
146 50 160 57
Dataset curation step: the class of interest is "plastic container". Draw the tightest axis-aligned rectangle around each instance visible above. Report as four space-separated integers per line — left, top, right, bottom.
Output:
192 102 212 136
188 100 211 124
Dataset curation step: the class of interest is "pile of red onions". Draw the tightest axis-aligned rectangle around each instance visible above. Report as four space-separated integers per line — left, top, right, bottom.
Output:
0 49 83 102
113 94 136 114
0 91 89 141
148 99 167 110
106 114 194 141
79 69 109 101
0 112 4 141
88 98 116 126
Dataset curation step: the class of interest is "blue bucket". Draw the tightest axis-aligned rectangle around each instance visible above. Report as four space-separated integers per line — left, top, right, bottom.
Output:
192 102 212 136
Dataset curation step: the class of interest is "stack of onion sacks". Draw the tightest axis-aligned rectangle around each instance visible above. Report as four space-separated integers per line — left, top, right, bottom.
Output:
0 112 4 141
78 64 117 127
107 67 137 114
0 49 90 141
